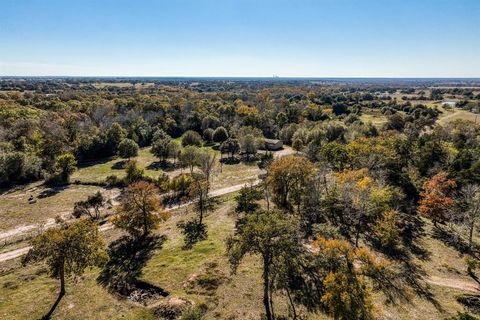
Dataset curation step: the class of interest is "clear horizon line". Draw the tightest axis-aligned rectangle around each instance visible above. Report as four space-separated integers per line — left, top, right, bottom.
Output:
1 75 480 79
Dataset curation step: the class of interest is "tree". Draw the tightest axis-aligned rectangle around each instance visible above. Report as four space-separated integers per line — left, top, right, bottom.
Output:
313 237 396 320
124 160 144 185
320 142 350 171
417 172 456 227
234 184 263 214
182 130 203 147
267 155 315 211
196 150 217 190
106 122 126 155
239 134 257 160
23 219 108 318
334 169 395 247
372 209 403 252
167 140 181 165
203 128 214 143
118 138 139 159
112 181 169 238
54 153 77 184
332 103 348 116
151 134 172 163
72 191 106 220
178 177 211 248
201 114 220 130
226 210 300 320
292 137 303 153
213 126 228 143
456 184 480 249
179 146 200 174
220 138 240 159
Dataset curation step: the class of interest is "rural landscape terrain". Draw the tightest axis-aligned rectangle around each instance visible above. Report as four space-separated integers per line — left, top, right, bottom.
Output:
0 77 480 320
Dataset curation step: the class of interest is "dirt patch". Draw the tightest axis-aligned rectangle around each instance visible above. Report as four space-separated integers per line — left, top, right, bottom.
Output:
114 280 169 305
153 297 193 320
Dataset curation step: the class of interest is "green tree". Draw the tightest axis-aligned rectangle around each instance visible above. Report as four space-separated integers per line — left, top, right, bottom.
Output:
72 191 106 220
203 128 214 143
118 138 139 159
226 210 300 320
179 146 200 174
234 184 263 214
106 122 126 154
220 138 240 159
124 160 144 185
54 153 77 183
23 219 108 319
239 134 257 160
151 135 172 163
213 126 229 143
267 155 315 211
182 130 203 147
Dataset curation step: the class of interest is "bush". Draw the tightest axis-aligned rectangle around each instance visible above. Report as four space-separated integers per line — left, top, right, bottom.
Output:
118 138 139 159
182 130 203 147
212 126 228 143
0 152 43 186
180 305 207 320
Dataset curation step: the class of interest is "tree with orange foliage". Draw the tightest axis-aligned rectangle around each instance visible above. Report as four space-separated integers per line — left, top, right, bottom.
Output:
417 172 456 227
113 181 170 238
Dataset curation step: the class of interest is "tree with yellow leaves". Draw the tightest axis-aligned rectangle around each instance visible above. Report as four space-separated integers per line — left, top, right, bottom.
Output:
335 169 396 247
267 155 315 212
313 237 397 320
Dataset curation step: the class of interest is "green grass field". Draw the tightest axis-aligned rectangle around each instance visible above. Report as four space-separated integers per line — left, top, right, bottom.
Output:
0 183 119 232
0 194 476 320
72 146 262 190
437 108 479 125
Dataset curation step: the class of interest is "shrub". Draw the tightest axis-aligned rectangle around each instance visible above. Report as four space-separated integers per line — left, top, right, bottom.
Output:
182 130 203 147
118 138 139 159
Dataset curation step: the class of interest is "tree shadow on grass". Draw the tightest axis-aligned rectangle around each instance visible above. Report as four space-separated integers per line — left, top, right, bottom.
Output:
38 185 68 198
111 160 127 170
97 234 169 304
431 226 480 256
146 161 176 172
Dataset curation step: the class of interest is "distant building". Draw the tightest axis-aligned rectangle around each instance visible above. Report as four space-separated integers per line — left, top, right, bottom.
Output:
441 101 457 107
264 138 283 151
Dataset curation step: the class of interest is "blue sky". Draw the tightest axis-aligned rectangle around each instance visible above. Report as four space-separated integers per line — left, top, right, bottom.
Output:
1 0 479 77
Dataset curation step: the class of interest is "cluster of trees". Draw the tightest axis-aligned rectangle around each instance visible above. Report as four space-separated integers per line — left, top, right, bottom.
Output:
4 78 478 188
8 79 480 319
225 114 480 318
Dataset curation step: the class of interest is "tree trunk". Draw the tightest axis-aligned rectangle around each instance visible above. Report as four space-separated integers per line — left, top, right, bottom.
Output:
143 211 149 238
469 220 475 251
263 262 273 320
43 264 65 319
286 288 297 320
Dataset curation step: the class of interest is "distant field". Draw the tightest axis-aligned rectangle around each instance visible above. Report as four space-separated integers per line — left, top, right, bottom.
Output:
0 183 119 232
93 82 155 89
437 108 479 125
72 146 262 190
360 113 388 128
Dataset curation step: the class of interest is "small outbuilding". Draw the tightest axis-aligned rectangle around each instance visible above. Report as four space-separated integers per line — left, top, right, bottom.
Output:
264 138 283 151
